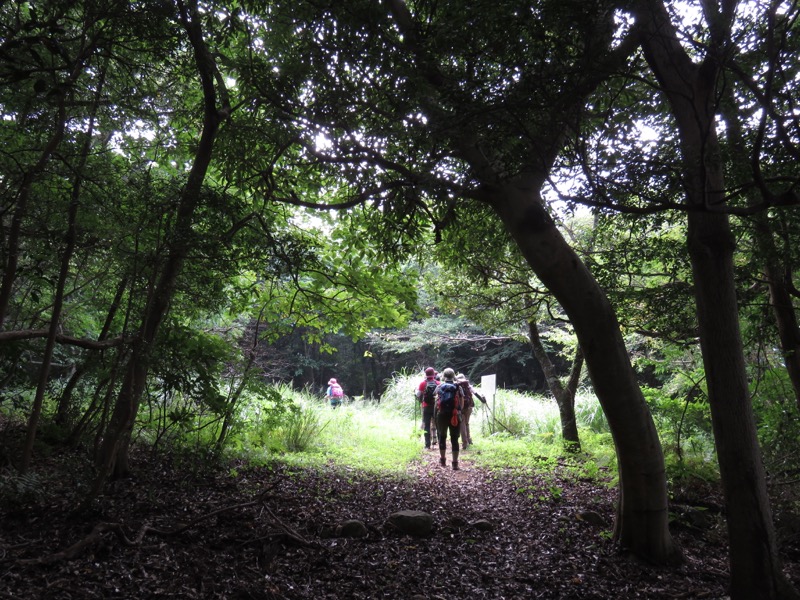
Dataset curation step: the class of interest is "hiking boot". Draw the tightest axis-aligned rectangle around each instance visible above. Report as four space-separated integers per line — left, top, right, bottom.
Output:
452 460 459 471
439 456 446 467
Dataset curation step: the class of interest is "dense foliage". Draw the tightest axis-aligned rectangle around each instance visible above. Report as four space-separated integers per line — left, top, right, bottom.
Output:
2 0 800 597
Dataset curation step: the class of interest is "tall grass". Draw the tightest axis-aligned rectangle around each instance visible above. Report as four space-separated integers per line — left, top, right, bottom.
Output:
378 373 619 479
213 372 715 486
231 381 420 474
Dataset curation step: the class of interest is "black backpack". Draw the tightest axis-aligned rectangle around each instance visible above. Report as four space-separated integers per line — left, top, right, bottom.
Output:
438 381 458 412
422 380 437 404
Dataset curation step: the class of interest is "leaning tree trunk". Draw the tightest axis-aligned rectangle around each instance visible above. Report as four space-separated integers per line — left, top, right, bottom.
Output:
88 0 228 500
20 73 107 472
55 276 128 425
385 0 678 564
528 319 582 452
20 165 80 473
491 177 680 564
635 0 798 595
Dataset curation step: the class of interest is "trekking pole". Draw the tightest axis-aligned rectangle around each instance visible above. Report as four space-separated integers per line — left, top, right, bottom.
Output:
474 392 514 435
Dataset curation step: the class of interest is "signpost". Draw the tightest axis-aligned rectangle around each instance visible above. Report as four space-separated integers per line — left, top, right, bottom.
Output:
481 374 497 433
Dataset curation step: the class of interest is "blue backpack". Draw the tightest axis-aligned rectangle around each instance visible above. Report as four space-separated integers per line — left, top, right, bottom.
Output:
437 382 459 412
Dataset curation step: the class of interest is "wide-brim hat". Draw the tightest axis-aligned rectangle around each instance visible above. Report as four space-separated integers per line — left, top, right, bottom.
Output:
328 378 337 385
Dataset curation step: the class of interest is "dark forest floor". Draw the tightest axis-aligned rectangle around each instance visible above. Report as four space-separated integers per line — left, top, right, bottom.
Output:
1 446 799 599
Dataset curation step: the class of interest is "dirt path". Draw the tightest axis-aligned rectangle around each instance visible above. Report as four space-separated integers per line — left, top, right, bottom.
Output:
410 443 486 484
0 448 742 599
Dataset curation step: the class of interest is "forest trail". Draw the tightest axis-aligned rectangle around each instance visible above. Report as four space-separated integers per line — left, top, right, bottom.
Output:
0 448 743 599
410 443 481 482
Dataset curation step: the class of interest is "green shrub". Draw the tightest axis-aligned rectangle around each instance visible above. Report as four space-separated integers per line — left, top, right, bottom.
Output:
751 368 800 478
639 385 715 466
0 470 51 510
281 403 329 452
121 372 721 488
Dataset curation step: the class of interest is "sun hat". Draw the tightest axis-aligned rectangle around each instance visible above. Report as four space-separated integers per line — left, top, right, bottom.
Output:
328 378 337 385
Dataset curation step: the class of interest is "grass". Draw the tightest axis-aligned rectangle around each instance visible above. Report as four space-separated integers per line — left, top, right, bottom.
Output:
233 383 422 475
219 372 719 490
227 374 623 484
313 398 422 473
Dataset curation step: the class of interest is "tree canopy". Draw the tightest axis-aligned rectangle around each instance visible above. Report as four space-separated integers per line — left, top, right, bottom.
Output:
2 0 800 597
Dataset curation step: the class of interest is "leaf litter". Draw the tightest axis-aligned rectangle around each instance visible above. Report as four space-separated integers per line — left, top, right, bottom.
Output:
1 448 798 599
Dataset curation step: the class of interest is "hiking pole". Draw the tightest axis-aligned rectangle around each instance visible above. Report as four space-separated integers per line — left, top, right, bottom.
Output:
474 392 515 435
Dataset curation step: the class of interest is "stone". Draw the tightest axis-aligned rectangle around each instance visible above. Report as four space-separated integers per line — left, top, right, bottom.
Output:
385 510 434 538
471 519 494 532
576 511 607 527
337 519 369 538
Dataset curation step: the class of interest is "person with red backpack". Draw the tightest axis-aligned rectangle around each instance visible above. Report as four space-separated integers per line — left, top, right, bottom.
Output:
326 378 344 408
456 373 476 450
435 367 464 470
415 367 438 449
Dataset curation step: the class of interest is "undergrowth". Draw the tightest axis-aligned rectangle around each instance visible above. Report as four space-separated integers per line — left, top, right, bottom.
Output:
0 370 725 498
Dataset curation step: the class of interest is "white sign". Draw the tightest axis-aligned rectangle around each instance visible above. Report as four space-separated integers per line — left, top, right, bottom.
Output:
480 374 497 433
480 374 496 398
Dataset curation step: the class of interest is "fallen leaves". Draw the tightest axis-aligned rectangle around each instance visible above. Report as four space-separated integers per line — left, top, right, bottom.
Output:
1 449 797 598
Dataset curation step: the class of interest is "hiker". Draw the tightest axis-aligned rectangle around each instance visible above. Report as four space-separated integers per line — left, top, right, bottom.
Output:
456 373 476 450
436 367 464 470
327 378 344 408
416 367 438 449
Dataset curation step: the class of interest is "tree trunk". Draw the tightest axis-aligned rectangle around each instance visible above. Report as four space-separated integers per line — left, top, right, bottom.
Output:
385 0 677 564
0 104 66 328
527 319 581 452
635 0 798 595
688 209 795 598
762 254 800 409
20 181 79 472
720 88 800 409
20 71 107 471
491 178 680 564
89 0 227 498
55 276 128 425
